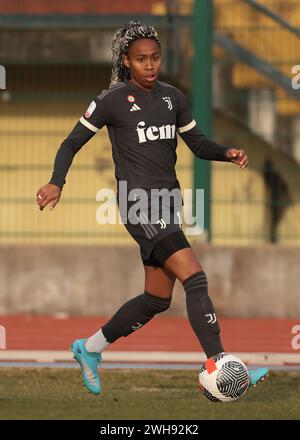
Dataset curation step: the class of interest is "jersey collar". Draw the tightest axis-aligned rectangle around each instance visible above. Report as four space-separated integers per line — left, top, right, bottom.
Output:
124 79 160 95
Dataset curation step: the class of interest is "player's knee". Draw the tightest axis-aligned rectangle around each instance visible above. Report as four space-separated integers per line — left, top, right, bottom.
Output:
182 270 208 290
143 291 171 314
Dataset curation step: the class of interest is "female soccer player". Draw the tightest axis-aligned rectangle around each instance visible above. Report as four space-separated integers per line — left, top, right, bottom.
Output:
36 21 268 395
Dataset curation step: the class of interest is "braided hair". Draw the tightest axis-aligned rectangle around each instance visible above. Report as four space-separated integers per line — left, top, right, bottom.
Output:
110 21 161 87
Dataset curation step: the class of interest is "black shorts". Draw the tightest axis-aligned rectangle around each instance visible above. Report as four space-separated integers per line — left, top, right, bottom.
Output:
118 194 191 267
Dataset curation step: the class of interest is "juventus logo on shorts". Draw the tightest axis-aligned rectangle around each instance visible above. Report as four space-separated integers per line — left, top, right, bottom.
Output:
156 218 166 229
162 96 173 110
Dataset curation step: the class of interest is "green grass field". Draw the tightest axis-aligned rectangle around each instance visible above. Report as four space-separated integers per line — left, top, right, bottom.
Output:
0 368 299 420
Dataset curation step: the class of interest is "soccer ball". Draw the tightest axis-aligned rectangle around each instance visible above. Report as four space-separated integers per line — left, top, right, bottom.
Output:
199 352 250 402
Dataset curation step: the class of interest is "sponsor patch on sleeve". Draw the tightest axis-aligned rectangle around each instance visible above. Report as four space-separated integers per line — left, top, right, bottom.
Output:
85 101 96 118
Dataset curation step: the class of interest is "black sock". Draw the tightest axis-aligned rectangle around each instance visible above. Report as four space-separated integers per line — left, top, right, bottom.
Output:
183 271 224 358
101 291 171 343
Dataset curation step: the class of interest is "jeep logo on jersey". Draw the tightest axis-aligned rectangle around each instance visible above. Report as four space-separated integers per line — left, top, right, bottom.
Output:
136 121 176 143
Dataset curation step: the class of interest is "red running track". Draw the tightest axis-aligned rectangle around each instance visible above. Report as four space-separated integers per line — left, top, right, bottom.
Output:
0 315 298 353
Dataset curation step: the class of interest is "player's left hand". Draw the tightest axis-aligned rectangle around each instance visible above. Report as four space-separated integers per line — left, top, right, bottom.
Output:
226 148 248 169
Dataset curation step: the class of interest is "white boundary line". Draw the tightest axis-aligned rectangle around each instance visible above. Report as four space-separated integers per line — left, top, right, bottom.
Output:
0 350 300 365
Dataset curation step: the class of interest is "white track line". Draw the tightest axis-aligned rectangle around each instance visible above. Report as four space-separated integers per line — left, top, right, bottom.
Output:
0 350 300 365
1 362 300 371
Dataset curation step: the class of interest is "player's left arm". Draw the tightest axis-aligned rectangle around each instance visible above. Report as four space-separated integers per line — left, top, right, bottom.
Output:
180 126 248 169
176 89 248 169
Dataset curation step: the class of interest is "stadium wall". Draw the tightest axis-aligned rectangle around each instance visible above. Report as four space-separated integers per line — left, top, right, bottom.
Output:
0 244 298 318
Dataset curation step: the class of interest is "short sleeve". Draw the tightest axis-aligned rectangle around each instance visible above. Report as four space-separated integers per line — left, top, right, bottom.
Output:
176 89 196 134
79 90 111 133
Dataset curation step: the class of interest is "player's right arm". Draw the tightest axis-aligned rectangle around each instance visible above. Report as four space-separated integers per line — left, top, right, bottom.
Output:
36 94 111 211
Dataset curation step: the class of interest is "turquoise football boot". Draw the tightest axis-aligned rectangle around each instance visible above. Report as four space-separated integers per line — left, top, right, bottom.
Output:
71 338 102 395
248 367 269 387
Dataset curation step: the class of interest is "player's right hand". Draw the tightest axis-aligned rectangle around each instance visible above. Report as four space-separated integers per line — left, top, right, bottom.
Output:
36 184 61 211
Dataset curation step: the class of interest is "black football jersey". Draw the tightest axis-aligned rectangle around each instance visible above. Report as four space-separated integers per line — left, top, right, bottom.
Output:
79 80 195 191
49 80 229 190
